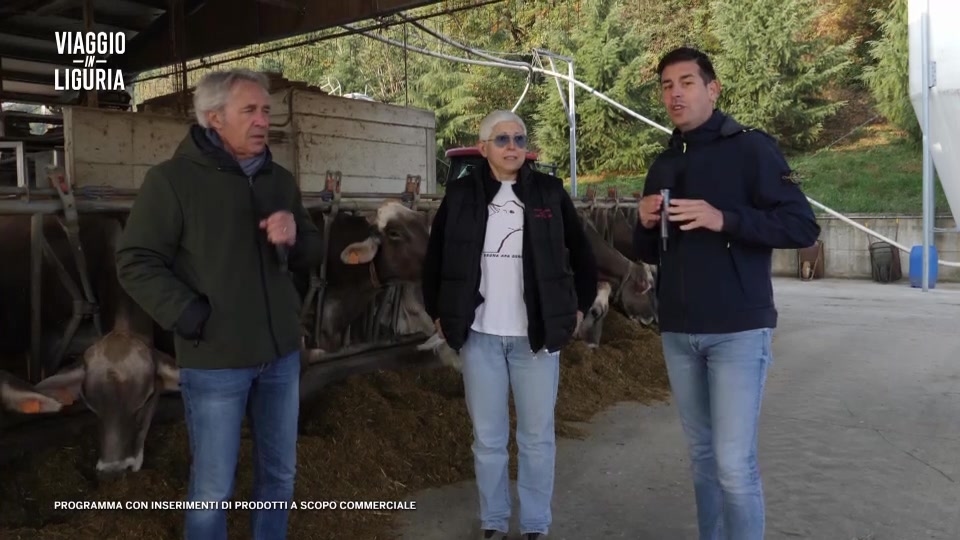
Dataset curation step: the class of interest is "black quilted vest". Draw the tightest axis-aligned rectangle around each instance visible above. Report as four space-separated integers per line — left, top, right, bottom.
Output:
436 162 579 353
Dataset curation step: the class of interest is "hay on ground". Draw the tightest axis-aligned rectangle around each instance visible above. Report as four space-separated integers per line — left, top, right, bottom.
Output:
0 309 668 540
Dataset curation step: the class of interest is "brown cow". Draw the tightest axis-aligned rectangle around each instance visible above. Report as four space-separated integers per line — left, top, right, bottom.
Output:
378 282 462 370
295 200 432 353
582 206 659 326
33 219 179 475
385 212 654 365
35 312 179 475
577 219 655 346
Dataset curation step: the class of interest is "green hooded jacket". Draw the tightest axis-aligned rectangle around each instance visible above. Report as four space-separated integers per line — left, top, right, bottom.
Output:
116 124 324 369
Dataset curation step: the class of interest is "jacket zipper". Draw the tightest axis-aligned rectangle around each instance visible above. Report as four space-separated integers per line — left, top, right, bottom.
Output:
249 175 282 359
678 141 688 329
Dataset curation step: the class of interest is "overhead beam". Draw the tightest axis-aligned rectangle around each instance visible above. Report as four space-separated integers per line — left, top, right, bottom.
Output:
0 48 66 65
0 90 62 103
0 69 55 86
118 0 448 73
0 14 135 38
60 6 158 32
0 22 60 42
125 0 177 9
33 0 81 17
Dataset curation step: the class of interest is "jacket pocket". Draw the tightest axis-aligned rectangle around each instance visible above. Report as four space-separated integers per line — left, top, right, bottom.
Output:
727 243 749 298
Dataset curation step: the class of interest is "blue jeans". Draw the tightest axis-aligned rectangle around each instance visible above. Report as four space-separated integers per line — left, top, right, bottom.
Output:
660 328 773 540
460 330 560 536
179 349 300 540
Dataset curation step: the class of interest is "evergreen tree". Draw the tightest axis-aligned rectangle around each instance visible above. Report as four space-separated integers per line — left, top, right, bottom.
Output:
708 0 857 150
861 0 919 143
533 0 672 177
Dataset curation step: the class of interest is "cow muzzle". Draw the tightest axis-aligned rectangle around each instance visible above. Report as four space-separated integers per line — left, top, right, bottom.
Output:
96 450 144 479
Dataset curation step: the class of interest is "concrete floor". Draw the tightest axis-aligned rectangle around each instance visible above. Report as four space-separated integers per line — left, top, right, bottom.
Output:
393 278 960 540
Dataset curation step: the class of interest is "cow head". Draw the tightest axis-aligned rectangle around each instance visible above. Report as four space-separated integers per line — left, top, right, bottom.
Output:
576 282 613 348
36 332 179 475
340 201 431 282
0 370 68 414
616 262 658 326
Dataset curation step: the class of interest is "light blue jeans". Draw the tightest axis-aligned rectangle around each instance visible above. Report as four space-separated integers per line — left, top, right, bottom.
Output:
460 330 561 536
660 328 773 540
179 349 300 540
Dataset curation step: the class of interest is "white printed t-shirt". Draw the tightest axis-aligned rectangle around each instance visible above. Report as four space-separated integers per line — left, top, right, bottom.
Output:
471 181 528 336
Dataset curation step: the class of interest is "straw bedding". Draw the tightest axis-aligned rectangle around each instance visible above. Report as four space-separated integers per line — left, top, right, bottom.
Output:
0 309 669 540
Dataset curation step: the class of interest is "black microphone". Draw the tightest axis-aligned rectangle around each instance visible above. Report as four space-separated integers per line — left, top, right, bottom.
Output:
660 188 671 252
265 206 290 274
276 241 289 274
659 134 686 253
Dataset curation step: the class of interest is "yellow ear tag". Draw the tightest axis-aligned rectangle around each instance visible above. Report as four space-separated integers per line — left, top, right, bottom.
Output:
20 399 40 414
348 252 360 264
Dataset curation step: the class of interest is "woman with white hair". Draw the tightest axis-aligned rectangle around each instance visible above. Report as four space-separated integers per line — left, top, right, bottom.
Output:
422 110 599 540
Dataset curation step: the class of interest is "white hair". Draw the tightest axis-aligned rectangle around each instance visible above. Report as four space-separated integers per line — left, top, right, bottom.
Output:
479 110 527 141
192 68 270 128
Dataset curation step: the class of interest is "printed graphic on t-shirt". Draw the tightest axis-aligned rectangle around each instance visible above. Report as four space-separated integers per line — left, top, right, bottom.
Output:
472 182 528 336
484 200 524 256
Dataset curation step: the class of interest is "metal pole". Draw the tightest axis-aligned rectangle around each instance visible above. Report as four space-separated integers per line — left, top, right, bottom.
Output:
921 5 932 291
568 59 577 197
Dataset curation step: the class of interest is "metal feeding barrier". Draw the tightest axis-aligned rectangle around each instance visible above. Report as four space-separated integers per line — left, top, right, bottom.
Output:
0 167 649 462
0 167 642 388
0 167 640 388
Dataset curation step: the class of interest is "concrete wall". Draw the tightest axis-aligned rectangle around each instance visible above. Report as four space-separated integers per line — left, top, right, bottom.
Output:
772 214 960 282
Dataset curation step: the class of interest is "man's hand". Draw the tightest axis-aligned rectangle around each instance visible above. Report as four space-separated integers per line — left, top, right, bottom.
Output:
434 319 445 340
260 211 296 246
576 310 584 328
638 194 663 229
667 199 724 232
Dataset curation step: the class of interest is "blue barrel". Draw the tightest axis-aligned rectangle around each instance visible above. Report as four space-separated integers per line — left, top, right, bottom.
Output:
909 245 939 288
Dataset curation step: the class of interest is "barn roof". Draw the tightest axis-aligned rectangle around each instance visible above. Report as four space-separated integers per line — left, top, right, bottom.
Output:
0 0 463 105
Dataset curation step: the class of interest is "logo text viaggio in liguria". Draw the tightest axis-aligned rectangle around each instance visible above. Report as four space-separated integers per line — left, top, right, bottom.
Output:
54 32 126 91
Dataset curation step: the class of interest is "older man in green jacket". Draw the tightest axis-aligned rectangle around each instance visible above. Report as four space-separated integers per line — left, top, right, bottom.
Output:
116 68 323 540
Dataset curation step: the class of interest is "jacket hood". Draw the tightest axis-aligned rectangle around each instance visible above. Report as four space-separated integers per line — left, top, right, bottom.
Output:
667 109 747 150
174 124 275 175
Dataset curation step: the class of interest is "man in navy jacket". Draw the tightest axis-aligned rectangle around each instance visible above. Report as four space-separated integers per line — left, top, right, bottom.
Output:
634 47 820 540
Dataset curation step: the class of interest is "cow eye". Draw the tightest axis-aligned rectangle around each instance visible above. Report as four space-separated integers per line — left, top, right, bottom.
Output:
387 229 403 240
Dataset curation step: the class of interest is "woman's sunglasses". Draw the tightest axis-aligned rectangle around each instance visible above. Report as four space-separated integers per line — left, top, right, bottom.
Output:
486 134 527 148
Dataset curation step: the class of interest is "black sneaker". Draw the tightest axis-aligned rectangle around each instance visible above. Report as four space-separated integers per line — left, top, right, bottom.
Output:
524 534 545 540
480 530 507 540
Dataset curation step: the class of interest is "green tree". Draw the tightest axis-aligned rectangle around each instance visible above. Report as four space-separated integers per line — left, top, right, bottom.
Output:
708 0 857 150
861 0 919 143
532 0 677 177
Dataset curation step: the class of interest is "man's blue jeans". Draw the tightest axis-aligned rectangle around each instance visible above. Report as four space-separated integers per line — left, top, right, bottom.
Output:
660 328 773 540
179 349 300 540
460 330 560 536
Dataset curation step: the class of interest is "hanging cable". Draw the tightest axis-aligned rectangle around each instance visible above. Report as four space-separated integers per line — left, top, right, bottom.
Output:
349 18 960 268
341 22 671 133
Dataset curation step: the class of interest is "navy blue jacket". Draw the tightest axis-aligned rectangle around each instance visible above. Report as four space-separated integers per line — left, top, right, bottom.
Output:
634 110 820 334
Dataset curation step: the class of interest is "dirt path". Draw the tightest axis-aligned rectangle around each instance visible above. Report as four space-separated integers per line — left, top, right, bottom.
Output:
394 278 960 540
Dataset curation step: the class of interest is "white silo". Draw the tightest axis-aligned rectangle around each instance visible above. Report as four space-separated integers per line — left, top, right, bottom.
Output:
909 0 960 222
908 0 960 289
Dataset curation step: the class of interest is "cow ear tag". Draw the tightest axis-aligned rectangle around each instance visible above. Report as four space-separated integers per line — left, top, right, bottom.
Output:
20 399 41 414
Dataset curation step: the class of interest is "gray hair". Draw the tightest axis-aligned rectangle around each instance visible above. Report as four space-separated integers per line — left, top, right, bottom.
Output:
479 110 527 141
192 68 270 127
